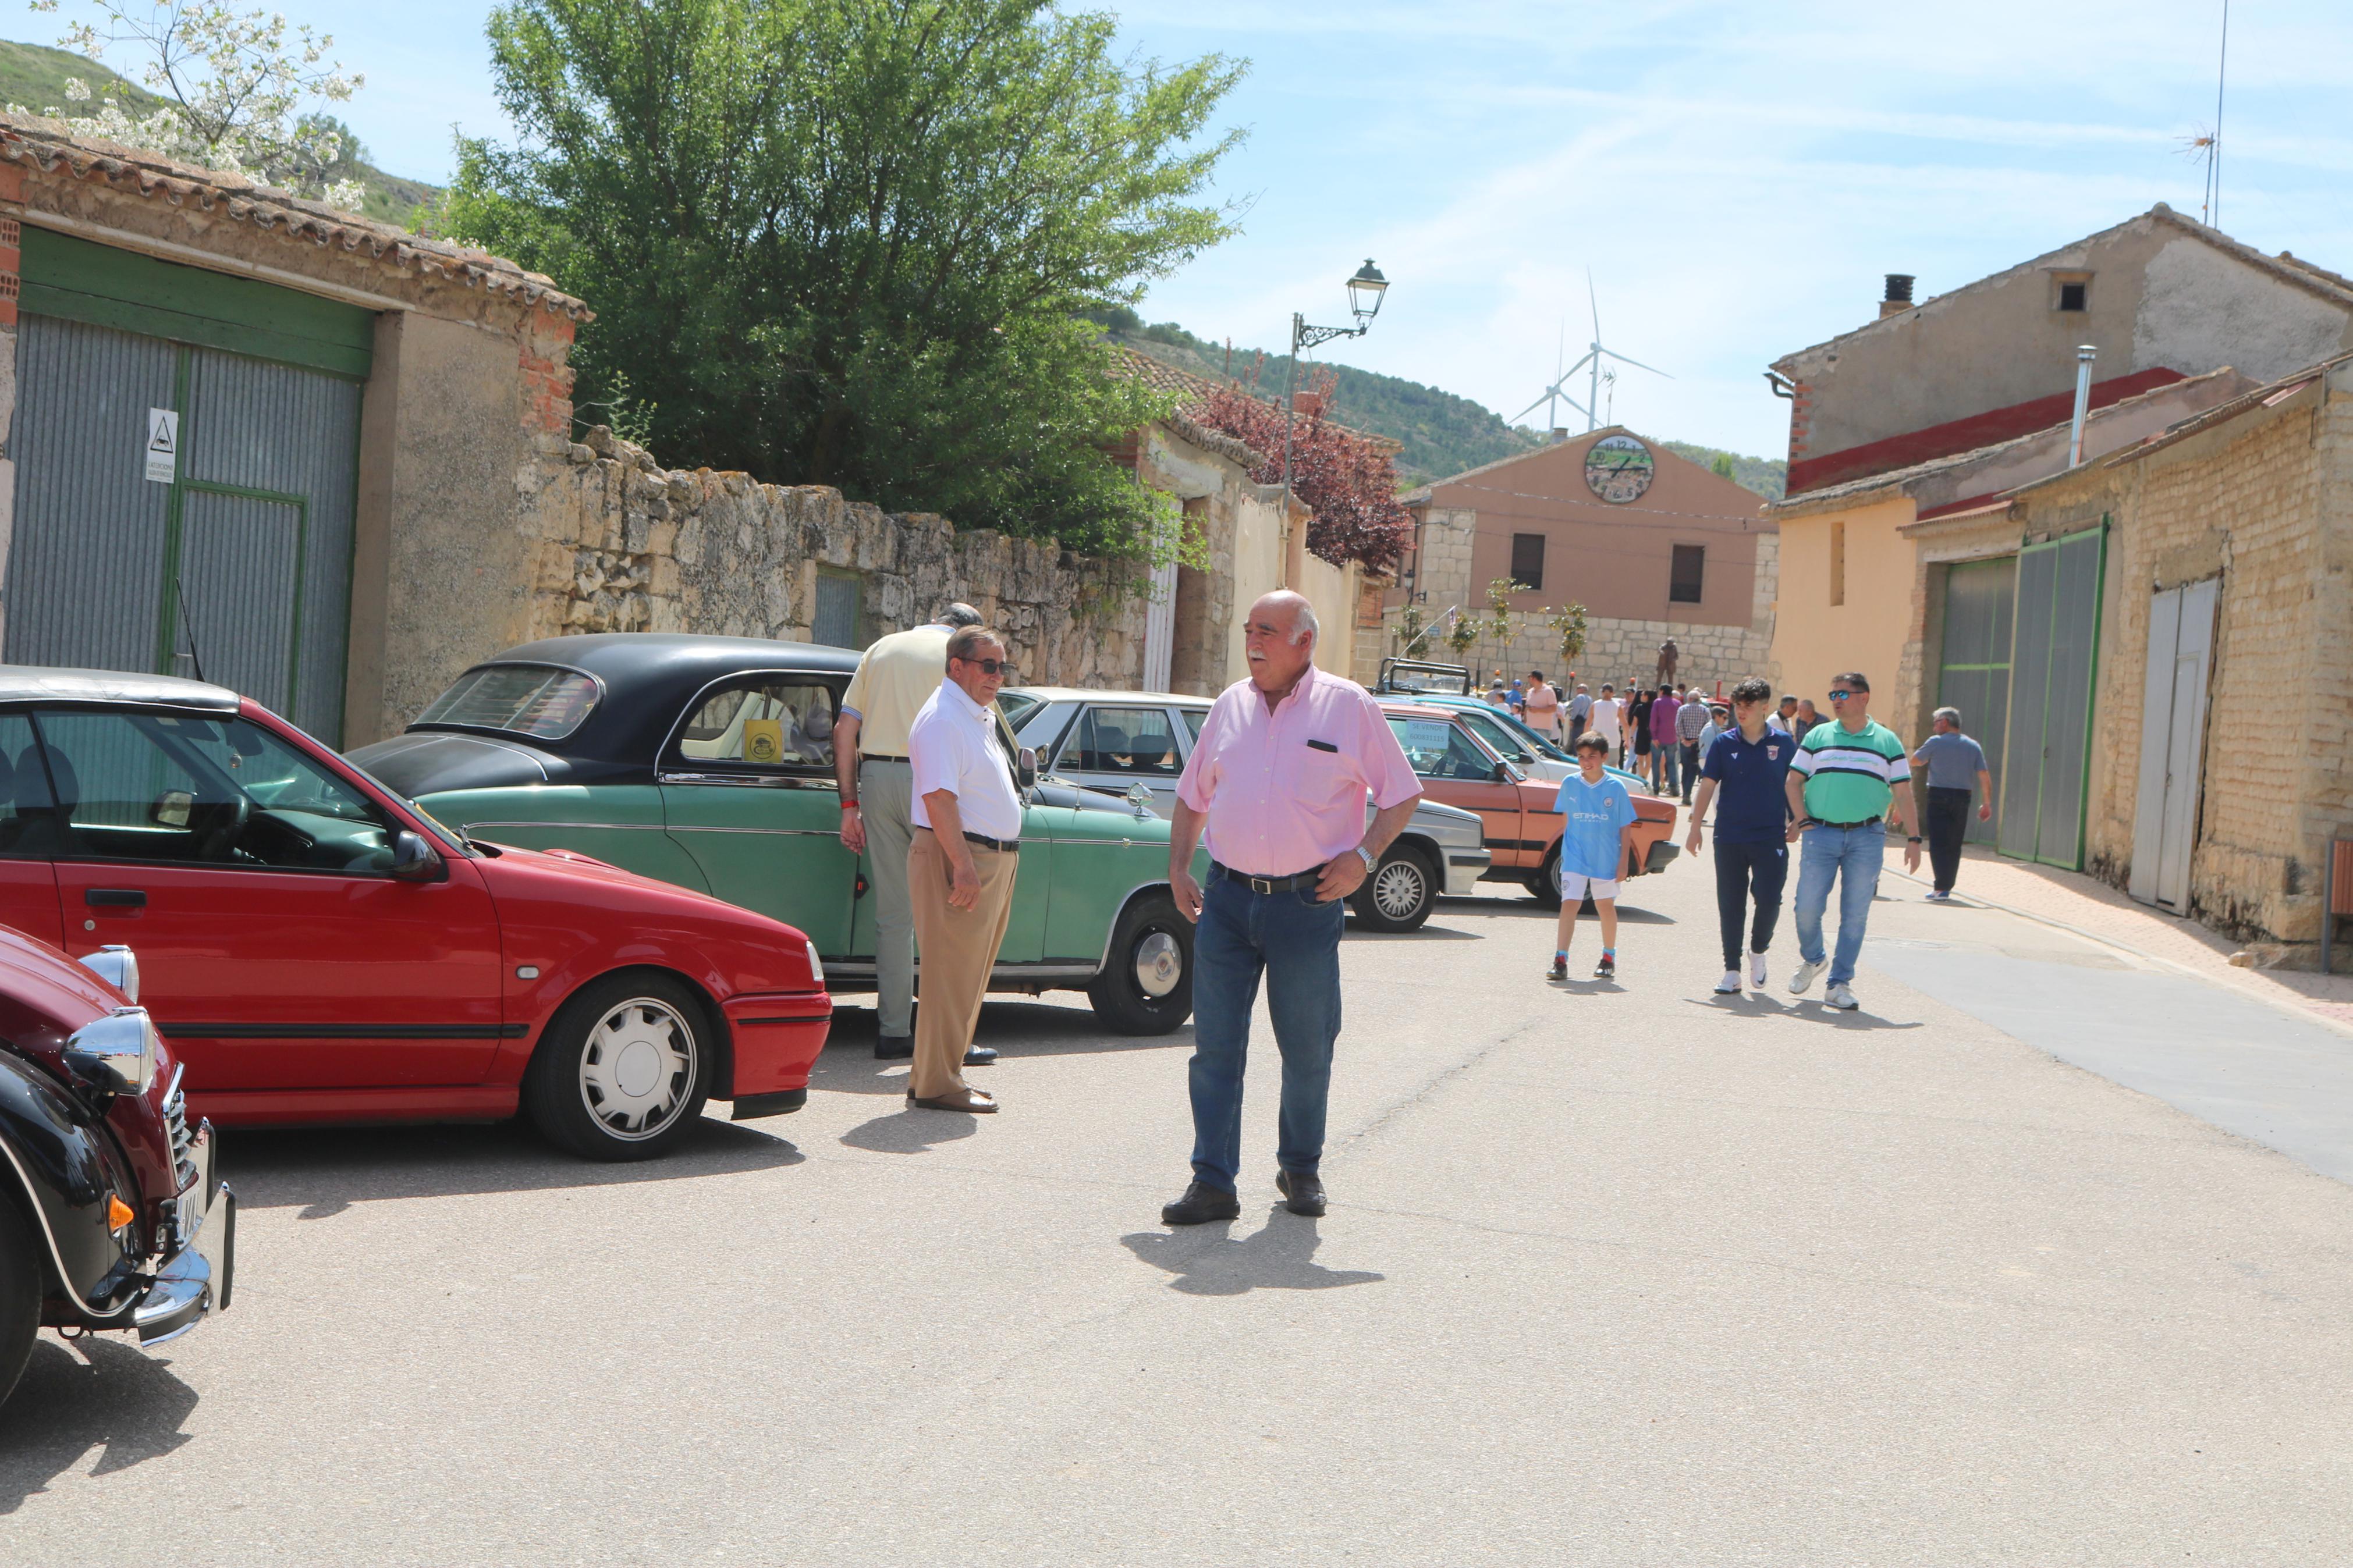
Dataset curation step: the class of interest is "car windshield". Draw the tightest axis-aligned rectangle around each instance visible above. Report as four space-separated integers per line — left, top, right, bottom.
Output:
415 664 600 740
997 691 1041 727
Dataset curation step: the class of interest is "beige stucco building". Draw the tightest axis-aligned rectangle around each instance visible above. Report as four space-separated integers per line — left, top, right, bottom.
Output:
1772 205 2353 497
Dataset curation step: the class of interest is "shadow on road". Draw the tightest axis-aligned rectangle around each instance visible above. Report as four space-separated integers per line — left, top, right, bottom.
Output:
1677 995 1925 1030
225 1117 805 1219
818 1002 1192 1080
1442 894 1676 926
1121 1210 1385 1296
0 1335 197 1513
839 1104 979 1153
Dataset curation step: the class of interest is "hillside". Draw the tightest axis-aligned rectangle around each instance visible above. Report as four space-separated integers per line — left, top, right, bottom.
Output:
1094 308 1786 500
0 39 437 229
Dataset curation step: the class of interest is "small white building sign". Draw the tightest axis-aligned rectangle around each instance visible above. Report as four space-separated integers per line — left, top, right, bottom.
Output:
144 407 179 483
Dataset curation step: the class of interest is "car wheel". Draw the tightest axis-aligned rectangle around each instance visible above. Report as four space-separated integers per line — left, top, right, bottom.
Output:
1088 892 1194 1036
1526 845 1564 910
1350 844 1436 933
0 1197 40 1408
524 974 713 1161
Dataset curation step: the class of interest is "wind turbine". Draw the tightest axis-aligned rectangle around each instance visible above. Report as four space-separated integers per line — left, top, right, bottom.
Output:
1511 271 1672 434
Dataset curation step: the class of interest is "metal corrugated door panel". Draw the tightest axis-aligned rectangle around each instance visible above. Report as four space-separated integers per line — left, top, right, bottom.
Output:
1997 545 2056 860
2 316 178 673
2035 528 2106 867
1935 556 2015 845
179 489 303 715
184 348 360 739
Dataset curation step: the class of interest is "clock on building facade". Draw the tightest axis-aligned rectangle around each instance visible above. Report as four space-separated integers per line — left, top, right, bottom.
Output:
1584 434 1655 504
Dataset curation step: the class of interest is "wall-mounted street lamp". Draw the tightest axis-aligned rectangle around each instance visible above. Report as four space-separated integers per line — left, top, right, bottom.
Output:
1279 258 1390 504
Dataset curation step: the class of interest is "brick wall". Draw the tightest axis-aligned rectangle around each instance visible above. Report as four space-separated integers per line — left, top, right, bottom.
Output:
2075 382 2350 947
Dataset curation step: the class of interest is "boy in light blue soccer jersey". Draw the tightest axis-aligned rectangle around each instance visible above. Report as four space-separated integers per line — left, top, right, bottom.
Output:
1547 733 1637 983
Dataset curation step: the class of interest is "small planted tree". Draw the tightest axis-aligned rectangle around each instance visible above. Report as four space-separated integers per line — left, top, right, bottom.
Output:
1545 602 1589 670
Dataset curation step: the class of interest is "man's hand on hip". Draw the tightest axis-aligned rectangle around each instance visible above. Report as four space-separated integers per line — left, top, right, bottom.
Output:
1315 852 1369 904
839 803 866 853
1172 867 1203 923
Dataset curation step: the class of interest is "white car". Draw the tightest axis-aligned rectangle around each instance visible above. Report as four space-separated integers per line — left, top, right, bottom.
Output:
1001 687 1492 933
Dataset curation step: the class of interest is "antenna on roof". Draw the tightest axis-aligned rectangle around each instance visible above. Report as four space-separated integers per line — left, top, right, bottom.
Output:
1509 271 1671 433
2211 0 2229 227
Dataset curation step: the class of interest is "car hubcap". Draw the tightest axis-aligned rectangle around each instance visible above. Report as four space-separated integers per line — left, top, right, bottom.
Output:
1134 930 1181 999
579 998 696 1140
1373 859 1425 919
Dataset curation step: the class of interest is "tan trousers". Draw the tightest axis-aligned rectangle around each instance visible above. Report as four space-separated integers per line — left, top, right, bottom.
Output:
907 828 1018 1100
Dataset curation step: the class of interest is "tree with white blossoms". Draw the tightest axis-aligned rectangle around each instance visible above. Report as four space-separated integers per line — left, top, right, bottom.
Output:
20 0 366 210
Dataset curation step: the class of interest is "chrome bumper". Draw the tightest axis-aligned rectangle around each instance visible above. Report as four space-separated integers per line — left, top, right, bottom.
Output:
135 1118 235 1346
1440 848 1491 897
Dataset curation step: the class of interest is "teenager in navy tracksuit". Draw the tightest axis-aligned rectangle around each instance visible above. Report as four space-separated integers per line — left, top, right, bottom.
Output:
1683 676 1795 995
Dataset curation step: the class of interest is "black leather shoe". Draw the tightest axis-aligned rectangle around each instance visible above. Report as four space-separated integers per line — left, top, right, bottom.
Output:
1160 1181 1240 1226
1275 1169 1326 1217
874 1034 913 1060
964 1045 999 1066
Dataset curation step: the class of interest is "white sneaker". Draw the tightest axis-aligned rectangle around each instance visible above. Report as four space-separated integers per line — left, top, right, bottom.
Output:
1826 982 1859 1011
1789 958 1825 994
1715 970 1742 994
1748 951 1768 990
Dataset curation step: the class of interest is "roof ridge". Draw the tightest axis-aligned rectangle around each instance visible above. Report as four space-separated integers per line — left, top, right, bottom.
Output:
0 110 590 318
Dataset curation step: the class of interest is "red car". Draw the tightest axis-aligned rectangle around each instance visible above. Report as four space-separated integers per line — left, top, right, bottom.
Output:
0 669 830 1160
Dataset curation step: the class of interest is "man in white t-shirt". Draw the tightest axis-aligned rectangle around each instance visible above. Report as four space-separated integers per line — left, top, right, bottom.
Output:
1523 670 1563 742
1587 681 1623 750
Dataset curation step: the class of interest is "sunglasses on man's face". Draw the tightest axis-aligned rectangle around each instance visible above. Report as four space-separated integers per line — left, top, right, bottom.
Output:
1828 689 1854 701
959 657 1006 675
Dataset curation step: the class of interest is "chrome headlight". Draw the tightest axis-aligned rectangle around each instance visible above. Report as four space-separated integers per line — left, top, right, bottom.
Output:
804 938 825 990
76 944 140 1004
64 1007 159 1096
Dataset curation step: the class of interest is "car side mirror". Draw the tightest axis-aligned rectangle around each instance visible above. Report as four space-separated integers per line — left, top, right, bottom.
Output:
1017 746 1038 791
389 829 443 881
1493 761 1525 784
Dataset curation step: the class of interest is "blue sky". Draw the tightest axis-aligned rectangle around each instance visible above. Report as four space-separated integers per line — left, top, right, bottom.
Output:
26 1 2353 459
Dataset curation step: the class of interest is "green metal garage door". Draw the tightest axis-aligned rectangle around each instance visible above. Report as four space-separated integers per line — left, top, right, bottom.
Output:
1933 556 2015 847
2 229 370 741
1997 525 2106 868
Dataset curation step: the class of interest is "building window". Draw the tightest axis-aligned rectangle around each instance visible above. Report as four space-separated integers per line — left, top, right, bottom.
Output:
814 569 862 649
2053 272 2091 312
1669 544 1704 604
1510 532 1545 592
1829 521 1846 607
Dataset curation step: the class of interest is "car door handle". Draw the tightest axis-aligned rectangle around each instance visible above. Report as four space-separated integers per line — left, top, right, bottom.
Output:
86 888 147 908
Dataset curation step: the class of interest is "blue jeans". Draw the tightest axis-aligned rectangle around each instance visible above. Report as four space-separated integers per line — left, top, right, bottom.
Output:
1793 822 1885 986
1187 866 1346 1194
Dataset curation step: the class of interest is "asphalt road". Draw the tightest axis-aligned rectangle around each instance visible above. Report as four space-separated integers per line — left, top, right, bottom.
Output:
5 853 2351 1564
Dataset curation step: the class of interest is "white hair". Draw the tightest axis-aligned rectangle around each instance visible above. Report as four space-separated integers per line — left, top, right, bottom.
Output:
1290 601 1319 646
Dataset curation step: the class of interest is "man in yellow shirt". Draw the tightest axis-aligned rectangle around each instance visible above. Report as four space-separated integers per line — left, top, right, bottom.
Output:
835 602 986 1061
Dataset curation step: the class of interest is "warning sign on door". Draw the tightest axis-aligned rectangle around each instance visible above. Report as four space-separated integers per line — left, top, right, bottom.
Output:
144 407 178 483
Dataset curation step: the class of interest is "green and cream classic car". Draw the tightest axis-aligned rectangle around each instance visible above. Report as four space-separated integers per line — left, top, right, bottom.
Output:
349 635 1205 1034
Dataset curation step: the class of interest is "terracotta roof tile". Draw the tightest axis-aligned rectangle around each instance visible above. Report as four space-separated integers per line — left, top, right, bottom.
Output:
0 111 590 319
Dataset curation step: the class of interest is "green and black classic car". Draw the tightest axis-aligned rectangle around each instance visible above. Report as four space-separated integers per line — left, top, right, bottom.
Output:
350 635 1204 1034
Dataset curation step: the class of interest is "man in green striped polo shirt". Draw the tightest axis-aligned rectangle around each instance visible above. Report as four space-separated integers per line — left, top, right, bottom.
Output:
1780 671 1921 1011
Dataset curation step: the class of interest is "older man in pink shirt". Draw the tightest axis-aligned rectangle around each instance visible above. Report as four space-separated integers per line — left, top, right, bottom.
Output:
1159 591 1423 1225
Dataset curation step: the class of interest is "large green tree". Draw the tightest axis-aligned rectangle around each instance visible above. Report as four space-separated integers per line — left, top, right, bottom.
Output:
445 0 1245 556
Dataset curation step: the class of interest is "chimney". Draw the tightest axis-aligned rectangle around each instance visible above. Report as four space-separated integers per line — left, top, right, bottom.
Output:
2068 344 2097 467
1550 428 1570 444
1879 273 1915 319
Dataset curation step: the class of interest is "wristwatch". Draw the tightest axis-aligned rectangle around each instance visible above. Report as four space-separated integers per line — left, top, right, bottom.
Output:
1907 835 1923 844
1355 845 1378 873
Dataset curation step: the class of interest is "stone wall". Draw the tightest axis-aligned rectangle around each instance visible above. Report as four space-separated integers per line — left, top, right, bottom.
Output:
495 426 1150 715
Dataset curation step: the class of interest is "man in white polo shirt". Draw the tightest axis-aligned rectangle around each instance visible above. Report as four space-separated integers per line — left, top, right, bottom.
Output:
836 601 984 1061
903 625 1025 1112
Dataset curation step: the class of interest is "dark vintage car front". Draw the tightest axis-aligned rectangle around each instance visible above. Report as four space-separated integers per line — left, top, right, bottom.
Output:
0 928 233 1404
